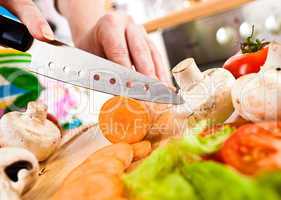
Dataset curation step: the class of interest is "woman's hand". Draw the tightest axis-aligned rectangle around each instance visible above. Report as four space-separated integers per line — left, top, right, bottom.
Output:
0 0 54 41
75 12 171 83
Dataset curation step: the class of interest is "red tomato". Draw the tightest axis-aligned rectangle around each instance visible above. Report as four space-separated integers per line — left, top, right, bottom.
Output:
223 46 268 79
220 122 281 175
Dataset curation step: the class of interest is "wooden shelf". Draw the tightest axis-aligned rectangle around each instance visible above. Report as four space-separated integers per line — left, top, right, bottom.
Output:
144 0 254 33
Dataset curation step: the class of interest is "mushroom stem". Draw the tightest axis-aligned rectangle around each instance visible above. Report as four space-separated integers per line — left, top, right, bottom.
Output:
172 58 204 90
25 102 47 124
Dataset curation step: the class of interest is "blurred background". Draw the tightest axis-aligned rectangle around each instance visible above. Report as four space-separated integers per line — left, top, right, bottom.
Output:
113 0 281 72
2 0 281 72
109 0 281 71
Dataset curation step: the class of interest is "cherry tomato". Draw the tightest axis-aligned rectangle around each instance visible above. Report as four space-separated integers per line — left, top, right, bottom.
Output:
223 46 268 79
220 122 281 175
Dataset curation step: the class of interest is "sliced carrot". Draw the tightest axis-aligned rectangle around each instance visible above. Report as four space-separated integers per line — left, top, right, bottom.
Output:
83 156 125 175
93 143 134 169
132 140 152 161
149 109 186 137
61 157 125 186
99 96 151 144
52 173 124 200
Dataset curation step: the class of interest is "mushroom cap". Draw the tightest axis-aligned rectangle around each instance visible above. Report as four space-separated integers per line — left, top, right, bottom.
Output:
232 43 281 122
232 66 281 122
0 102 61 161
178 68 235 124
0 147 39 198
263 42 281 70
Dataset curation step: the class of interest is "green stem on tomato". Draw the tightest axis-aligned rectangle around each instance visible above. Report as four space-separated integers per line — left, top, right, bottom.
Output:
241 26 269 54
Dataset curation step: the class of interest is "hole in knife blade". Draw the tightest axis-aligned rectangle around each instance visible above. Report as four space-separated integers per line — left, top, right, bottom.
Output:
109 78 116 85
78 70 85 77
144 84 150 92
63 66 70 73
126 81 133 88
93 74 100 81
48 61 55 70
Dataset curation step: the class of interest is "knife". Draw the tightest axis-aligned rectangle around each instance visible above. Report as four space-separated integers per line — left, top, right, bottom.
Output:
0 14 184 105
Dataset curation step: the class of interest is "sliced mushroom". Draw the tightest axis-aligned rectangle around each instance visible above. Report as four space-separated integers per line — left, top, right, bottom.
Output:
232 43 281 121
172 58 236 124
0 101 61 161
0 147 39 200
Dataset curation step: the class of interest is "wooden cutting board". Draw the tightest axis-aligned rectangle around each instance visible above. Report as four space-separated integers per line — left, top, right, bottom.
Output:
23 126 110 200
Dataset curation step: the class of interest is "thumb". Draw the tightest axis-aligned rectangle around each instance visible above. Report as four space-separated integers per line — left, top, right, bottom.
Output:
1 0 55 41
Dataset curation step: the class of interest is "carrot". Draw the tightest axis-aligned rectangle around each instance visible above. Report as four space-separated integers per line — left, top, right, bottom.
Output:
59 156 125 188
83 156 125 175
52 173 124 200
99 96 151 144
132 140 152 161
149 109 186 137
93 143 134 169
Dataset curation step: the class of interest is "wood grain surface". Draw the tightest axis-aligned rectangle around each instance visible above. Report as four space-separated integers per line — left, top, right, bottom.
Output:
23 126 110 200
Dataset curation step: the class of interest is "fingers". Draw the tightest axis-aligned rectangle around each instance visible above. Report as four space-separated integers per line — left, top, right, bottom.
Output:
82 12 170 83
126 23 156 78
145 37 172 84
1 0 54 41
96 14 132 68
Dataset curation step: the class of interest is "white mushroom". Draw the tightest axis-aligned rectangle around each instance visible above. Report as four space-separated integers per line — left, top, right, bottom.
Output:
232 42 281 122
0 101 61 161
0 147 39 200
172 58 236 124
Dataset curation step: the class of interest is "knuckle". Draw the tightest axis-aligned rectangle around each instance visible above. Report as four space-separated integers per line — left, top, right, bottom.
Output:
100 13 118 26
108 46 129 59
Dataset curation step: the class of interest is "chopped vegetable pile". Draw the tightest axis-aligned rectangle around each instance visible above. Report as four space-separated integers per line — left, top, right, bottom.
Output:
123 130 281 200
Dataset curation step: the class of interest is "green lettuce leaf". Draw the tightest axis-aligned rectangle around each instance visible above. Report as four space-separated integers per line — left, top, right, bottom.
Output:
123 140 201 200
256 172 281 198
183 120 235 155
181 161 277 200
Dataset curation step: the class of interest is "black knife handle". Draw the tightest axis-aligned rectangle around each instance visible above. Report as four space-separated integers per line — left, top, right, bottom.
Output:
0 15 33 52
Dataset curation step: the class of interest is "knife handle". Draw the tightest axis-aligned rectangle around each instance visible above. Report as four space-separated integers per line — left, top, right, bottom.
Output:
0 15 33 52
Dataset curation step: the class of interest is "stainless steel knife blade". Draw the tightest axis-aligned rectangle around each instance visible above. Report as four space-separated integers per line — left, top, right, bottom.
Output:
26 39 184 105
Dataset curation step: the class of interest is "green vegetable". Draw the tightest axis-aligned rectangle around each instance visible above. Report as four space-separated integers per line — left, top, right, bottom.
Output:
240 26 269 54
181 161 270 200
134 172 197 200
123 120 281 200
123 140 201 200
256 172 281 198
183 120 235 155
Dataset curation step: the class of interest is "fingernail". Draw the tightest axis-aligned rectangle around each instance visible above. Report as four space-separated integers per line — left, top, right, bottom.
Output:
41 25 55 41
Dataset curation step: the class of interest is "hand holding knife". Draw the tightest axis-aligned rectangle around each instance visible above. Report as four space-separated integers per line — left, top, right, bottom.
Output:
0 14 184 105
